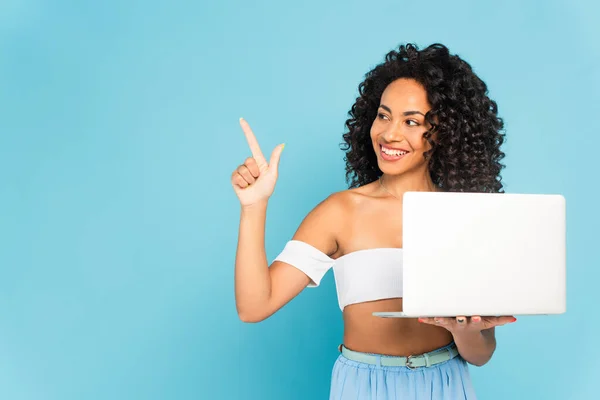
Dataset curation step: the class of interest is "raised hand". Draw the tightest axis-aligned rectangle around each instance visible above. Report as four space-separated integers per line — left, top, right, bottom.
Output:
231 118 285 207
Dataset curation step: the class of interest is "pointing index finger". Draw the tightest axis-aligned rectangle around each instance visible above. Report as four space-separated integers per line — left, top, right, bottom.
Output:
240 118 266 163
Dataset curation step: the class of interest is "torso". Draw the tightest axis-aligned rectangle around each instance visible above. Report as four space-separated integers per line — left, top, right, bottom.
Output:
330 181 452 356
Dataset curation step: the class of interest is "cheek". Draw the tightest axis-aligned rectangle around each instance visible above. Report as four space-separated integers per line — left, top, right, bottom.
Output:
404 137 420 152
369 124 379 142
410 132 431 152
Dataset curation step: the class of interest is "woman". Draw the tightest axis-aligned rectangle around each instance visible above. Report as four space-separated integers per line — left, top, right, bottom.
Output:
231 43 516 399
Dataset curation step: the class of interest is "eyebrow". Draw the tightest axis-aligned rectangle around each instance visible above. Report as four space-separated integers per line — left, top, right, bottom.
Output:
379 104 425 116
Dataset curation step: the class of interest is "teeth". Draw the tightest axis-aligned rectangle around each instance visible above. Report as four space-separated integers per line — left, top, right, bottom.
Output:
382 147 407 156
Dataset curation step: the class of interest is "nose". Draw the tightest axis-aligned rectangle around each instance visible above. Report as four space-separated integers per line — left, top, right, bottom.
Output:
382 121 405 143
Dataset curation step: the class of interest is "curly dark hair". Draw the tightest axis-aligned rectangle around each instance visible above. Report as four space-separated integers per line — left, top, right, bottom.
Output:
340 43 506 193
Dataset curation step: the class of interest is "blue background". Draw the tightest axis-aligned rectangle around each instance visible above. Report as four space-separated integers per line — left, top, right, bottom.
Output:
1 0 598 398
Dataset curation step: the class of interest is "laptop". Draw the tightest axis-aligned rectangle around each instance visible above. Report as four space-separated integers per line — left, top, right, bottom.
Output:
373 191 566 318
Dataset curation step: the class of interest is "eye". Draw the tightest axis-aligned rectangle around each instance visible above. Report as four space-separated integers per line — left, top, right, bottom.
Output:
377 113 390 121
406 119 419 126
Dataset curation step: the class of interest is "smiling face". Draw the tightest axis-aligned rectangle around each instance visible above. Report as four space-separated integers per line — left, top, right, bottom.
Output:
370 78 434 177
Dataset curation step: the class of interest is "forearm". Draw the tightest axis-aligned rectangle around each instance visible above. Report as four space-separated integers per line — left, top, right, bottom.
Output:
234 201 272 320
452 327 496 367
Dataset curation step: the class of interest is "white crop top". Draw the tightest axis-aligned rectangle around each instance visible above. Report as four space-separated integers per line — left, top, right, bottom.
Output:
273 240 403 311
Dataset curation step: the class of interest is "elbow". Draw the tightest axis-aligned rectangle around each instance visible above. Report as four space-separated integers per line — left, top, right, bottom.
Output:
465 350 495 367
238 311 265 323
467 359 489 367
236 306 269 323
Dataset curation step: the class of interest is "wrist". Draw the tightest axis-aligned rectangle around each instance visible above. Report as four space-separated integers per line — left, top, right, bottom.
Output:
452 329 484 342
241 200 269 213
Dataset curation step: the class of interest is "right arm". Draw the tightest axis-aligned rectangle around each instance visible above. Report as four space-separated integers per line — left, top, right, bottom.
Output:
231 118 341 322
235 195 341 322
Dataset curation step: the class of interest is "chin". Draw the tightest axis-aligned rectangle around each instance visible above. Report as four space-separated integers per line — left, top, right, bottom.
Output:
378 165 409 177
377 158 430 179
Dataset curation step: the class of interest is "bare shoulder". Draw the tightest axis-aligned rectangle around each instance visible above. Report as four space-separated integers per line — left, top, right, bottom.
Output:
291 183 378 257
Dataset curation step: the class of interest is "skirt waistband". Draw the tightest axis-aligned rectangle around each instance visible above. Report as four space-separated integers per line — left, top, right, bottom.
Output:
338 342 459 369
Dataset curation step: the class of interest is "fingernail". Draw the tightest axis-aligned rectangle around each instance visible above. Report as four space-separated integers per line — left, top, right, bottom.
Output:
418 318 424 323
472 316 481 323
457 318 465 323
510 317 517 323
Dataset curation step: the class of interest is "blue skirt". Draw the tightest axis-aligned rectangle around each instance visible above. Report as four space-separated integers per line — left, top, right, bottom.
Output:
329 342 477 399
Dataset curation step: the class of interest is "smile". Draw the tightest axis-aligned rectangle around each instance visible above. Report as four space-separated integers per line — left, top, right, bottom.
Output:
380 145 409 161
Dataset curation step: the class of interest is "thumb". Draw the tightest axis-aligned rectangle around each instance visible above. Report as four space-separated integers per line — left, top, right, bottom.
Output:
267 143 285 173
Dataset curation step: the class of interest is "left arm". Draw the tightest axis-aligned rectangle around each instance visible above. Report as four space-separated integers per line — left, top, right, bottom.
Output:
452 325 496 366
419 316 516 366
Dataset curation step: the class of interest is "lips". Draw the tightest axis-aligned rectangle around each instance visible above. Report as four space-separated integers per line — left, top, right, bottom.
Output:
380 144 409 161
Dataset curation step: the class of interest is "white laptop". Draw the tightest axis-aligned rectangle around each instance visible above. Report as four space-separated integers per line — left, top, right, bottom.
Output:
373 191 566 318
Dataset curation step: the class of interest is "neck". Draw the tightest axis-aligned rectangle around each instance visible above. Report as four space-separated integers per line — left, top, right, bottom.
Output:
379 168 437 199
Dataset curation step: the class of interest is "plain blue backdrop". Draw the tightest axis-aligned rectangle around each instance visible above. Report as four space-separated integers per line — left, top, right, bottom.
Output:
1 0 598 399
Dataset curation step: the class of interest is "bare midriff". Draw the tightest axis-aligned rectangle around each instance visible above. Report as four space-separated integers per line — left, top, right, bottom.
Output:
342 298 453 356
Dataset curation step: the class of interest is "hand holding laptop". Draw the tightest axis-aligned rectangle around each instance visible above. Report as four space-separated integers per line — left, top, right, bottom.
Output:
417 316 517 333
